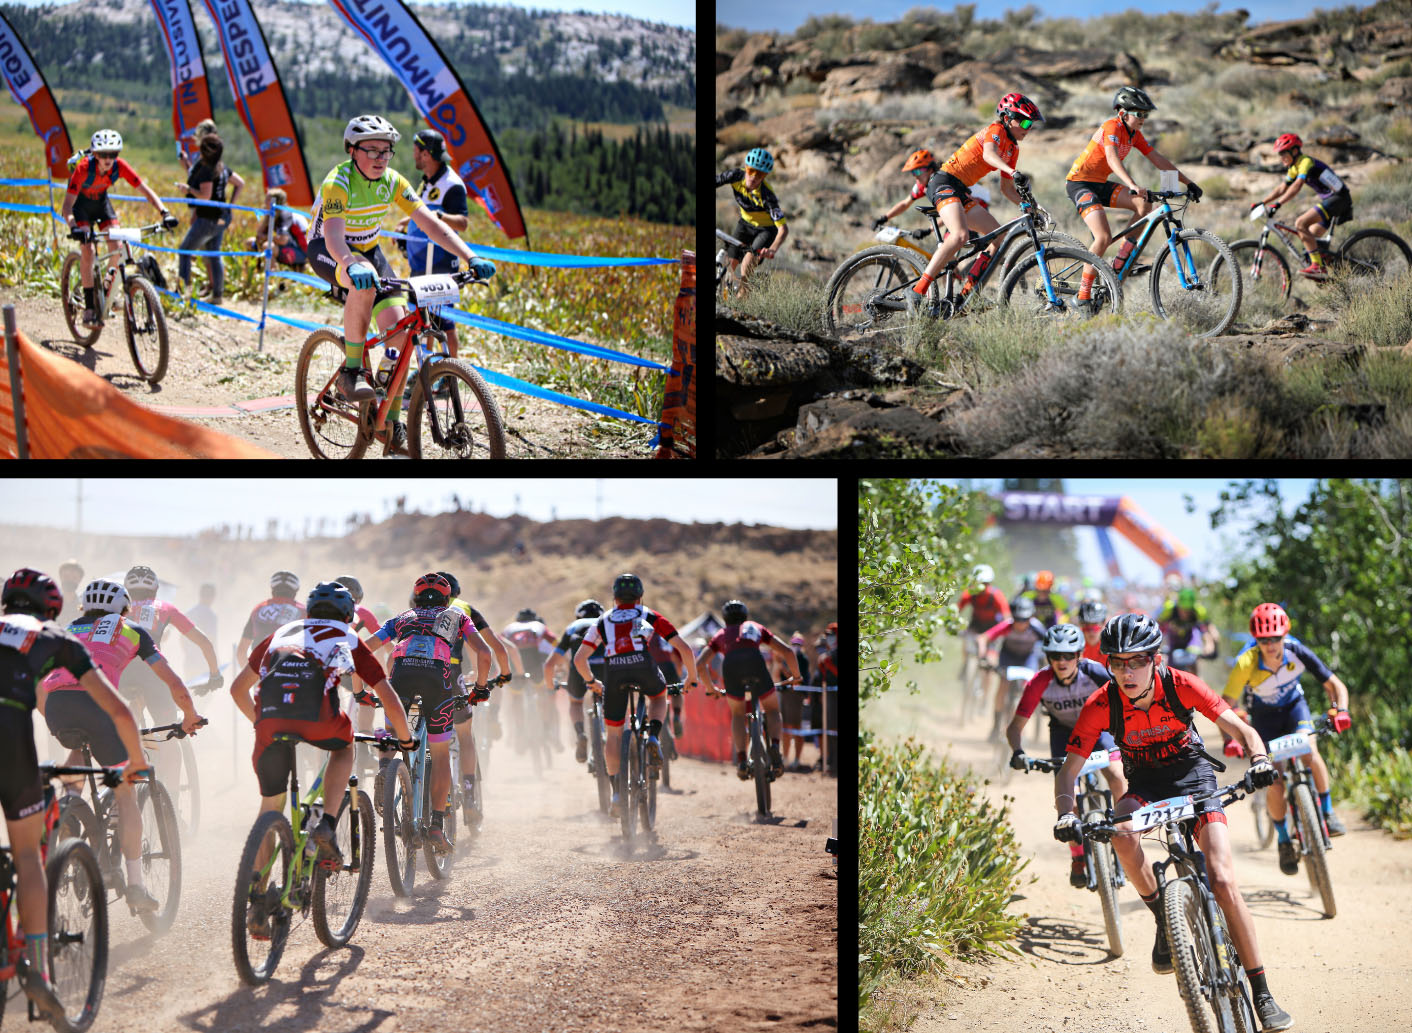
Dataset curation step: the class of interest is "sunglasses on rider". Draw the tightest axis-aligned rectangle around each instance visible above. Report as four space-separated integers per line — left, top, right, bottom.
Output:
1047 652 1079 663
1124 110 1149 120
1108 654 1156 671
1256 636 1284 646
1014 118 1035 130
95 151 120 160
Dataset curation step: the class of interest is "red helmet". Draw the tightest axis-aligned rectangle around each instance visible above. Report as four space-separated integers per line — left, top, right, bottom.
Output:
412 571 453 607
1274 133 1302 154
2 568 64 620
997 93 1044 123
902 148 936 172
1249 603 1290 638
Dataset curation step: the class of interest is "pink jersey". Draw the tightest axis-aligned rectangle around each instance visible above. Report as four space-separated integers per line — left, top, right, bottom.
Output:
41 613 162 693
125 597 195 649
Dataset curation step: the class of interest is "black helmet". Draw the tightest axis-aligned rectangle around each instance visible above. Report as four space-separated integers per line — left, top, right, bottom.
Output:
575 599 603 619
413 127 446 161
515 608 539 622
1042 623 1084 655
271 570 300 597
722 599 749 625
334 575 364 603
1100 613 1164 655
436 571 461 597
1112 86 1156 112
2 568 63 619
1077 599 1108 625
1011 596 1036 621
612 573 643 600
306 581 355 623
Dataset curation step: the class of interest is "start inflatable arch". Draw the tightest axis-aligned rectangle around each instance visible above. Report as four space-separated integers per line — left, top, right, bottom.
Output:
992 491 1189 580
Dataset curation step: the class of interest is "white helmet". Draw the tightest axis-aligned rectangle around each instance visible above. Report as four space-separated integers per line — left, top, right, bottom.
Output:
971 564 995 585
343 115 400 149
82 579 130 614
90 129 123 152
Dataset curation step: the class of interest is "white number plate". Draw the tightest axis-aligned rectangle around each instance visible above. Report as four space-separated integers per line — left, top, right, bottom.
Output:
875 226 902 243
1077 749 1111 776
1267 731 1313 763
1005 666 1035 683
106 227 141 244
407 274 458 308
1123 794 1196 833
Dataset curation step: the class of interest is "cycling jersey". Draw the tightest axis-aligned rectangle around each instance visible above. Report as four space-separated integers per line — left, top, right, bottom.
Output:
248 618 384 724
942 122 1017 187
41 614 161 694
1015 658 1112 727
405 162 468 273
1285 155 1346 202
716 169 786 228
502 619 556 678
1067 117 1152 183
1222 637 1333 708
982 616 1048 655
125 598 195 650
1019 589 1068 628
706 621 775 656
582 606 677 660
1068 666 1230 769
0 614 94 711
66 155 143 201
242 597 306 648
373 606 479 666
445 597 490 668
957 587 1010 631
1157 599 1210 626
554 617 605 661
310 160 423 252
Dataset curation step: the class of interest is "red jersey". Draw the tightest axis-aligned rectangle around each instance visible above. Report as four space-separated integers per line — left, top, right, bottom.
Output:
1081 640 1107 664
1066 666 1230 769
958 587 1010 630
707 621 775 656
66 155 143 200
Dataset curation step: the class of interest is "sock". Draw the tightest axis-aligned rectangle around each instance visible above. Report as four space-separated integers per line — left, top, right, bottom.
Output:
320 812 337 834
344 338 364 370
126 857 146 889
1320 791 1332 815
1311 251 1324 267
770 738 781 750
961 252 991 293
913 273 934 295
1141 889 1162 921
647 718 662 739
1246 966 1269 999
1274 817 1290 844
431 810 445 830
737 750 748 765
24 933 48 980
1069 842 1085 858
1078 268 1097 301
463 772 475 790
574 721 585 738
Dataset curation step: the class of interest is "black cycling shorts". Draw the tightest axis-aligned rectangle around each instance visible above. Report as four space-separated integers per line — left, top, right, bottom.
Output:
925 169 974 212
1122 753 1226 832
600 653 665 726
389 658 457 742
72 194 118 230
44 690 128 766
1311 189 1353 227
1066 179 1124 218
721 650 775 702
0 706 44 821
307 238 407 310
724 217 779 261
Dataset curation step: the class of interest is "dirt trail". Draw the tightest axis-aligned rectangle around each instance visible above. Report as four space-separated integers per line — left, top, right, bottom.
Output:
877 674 1412 1033
7 708 837 1032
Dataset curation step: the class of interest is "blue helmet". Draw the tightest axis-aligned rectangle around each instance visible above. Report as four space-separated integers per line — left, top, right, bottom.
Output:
306 581 355 623
744 147 774 174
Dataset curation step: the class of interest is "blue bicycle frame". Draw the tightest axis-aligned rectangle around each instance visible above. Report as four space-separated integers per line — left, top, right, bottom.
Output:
1109 190 1201 290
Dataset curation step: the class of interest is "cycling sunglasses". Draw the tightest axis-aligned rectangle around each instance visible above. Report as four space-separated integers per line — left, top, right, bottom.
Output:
1014 118 1035 130
94 151 121 160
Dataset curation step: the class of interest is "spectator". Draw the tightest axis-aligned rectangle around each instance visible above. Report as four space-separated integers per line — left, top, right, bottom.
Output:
178 118 219 172
782 632 813 772
56 558 84 623
186 582 218 679
246 187 309 271
178 133 244 305
815 621 838 777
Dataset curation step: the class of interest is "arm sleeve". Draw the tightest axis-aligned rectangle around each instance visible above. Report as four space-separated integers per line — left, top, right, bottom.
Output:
956 591 972 612
1288 640 1335 684
167 605 195 636
553 630 575 655
356 606 381 636
1077 659 1111 686
245 636 273 675
1221 657 1247 701
582 622 604 648
56 636 96 680
761 185 786 225
351 642 387 686
982 620 1012 644
993 588 1011 620
1014 669 1051 720
648 610 678 639
715 169 744 188
706 631 724 656
370 622 393 645
118 159 144 187
394 174 425 217
467 608 489 631
1134 131 1153 155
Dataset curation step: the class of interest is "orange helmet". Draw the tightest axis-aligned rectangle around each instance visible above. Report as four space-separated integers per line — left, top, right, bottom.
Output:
902 149 936 172
1035 570 1054 591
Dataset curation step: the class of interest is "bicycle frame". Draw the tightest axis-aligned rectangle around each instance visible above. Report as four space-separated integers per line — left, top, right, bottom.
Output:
1269 720 1332 849
915 199 1064 311
77 226 156 321
255 738 338 911
1107 192 1202 288
1250 215 1339 269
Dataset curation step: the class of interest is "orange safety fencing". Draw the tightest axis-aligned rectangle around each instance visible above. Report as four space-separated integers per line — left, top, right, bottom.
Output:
550 682 736 764
1 319 278 459
654 250 696 459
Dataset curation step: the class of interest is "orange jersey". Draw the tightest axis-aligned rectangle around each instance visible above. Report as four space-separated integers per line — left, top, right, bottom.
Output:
1067 117 1152 182
942 122 1017 187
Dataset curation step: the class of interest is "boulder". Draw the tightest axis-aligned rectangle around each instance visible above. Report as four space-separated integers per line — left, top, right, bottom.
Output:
1202 149 1247 167
716 105 751 130
791 393 954 458
1376 77 1412 108
1006 45 1115 79
716 51 733 76
897 41 959 74
819 61 936 105
1314 123 1361 146
755 109 835 153
732 34 787 73
930 62 1066 111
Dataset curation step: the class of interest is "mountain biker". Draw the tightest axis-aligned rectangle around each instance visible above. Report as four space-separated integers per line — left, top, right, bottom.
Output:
2 569 147 1023
958 563 1011 729
913 93 1044 303
333 575 382 773
543 600 608 764
1052 613 1292 1033
1252 133 1354 279
1077 598 1108 662
503 606 559 752
440 571 511 825
1065 86 1203 304
363 573 493 853
715 147 789 290
1006 623 1126 888
1221 603 1352 866
1019 569 1068 628
696 599 801 781
230 581 412 893
647 630 685 739
39 578 205 914
236 571 305 664
980 596 1049 742
308 115 495 450
61 129 179 328
571 574 699 817
874 149 940 229
1157 586 1221 662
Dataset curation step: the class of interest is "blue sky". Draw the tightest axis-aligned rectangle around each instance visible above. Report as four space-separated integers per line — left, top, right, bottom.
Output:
0 479 836 536
718 0 1370 36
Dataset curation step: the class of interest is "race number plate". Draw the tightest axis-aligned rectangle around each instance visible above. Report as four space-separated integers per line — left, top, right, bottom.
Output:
1005 666 1035 683
1266 731 1313 763
106 227 141 244
875 226 902 243
1077 749 1111 777
1123 794 1196 833
407 274 458 309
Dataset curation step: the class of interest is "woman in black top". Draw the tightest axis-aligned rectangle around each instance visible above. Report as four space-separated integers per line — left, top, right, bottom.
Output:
178 133 244 304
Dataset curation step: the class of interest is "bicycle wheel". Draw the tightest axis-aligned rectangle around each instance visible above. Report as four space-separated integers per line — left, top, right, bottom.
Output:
406 357 506 459
135 780 181 934
643 739 658 834
1149 229 1242 337
1291 782 1336 917
380 758 416 897
619 735 638 847
312 789 375 948
659 722 673 791
171 737 200 837
1163 878 1226 1033
1212 240 1292 319
752 718 771 817
997 230 1090 283
1000 245 1122 317
1338 227 1412 282
1251 789 1274 850
821 244 928 342
59 252 102 348
591 709 611 813
1088 840 1124 957
294 328 371 460
421 763 451 880
44 838 107 1033
123 276 169 383
230 810 294 986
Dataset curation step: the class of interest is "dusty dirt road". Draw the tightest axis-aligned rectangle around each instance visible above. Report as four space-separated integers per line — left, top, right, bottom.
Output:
872 667 1412 1033
8 705 838 1033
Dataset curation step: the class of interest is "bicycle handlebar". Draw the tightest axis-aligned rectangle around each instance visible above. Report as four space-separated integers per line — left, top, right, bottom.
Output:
141 717 210 740
352 732 413 753
39 763 125 789
1079 777 1256 843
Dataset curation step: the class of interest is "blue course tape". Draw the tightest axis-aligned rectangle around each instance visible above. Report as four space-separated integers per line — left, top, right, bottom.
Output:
153 287 261 324
467 366 657 425
381 228 672 267
0 200 61 215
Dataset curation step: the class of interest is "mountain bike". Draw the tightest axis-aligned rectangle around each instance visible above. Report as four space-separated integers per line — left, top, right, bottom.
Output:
2 764 115 1033
715 228 747 300
560 675 613 813
230 733 385 985
1213 206 1412 312
958 630 987 726
612 680 685 848
115 673 203 837
655 681 686 791
822 179 1120 341
981 660 1043 774
377 693 464 895
1266 712 1338 917
59 223 171 382
708 679 779 818
51 721 199 934
294 270 505 459
1081 777 1261 1033
1026 751 1126 957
